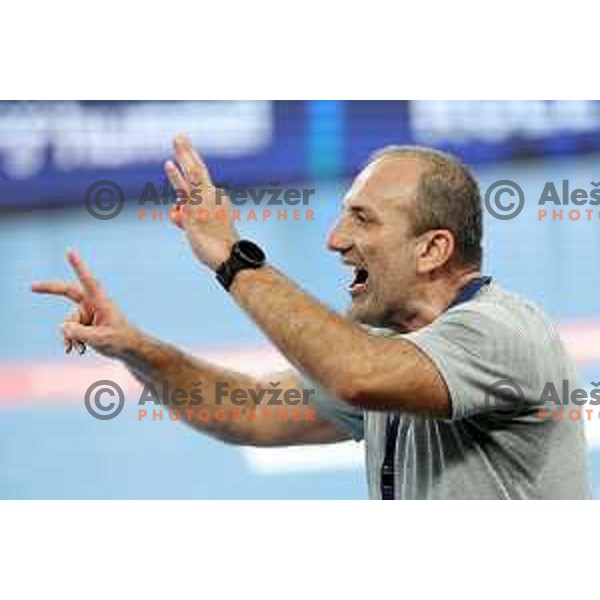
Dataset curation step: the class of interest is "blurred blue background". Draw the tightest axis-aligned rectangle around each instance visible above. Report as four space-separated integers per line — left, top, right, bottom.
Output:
2 100 600 499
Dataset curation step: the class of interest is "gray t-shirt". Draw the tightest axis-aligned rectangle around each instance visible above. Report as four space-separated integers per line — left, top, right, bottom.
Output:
307 282 591 499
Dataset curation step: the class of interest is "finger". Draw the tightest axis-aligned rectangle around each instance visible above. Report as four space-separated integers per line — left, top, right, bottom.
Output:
170 212 184 228
66 250 104 299
173 133 212 187
63 309 82 354
165 161 191 230
178 201 193 228
164 160 189 195
168 202 185 230
74 305 90 355
31 281 85 304
61 322 99 346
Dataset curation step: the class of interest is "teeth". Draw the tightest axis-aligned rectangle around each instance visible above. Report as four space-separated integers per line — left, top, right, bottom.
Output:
350 268 369 288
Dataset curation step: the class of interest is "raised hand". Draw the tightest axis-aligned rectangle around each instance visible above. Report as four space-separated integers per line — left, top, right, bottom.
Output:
31 250 141 358
165 133 238 271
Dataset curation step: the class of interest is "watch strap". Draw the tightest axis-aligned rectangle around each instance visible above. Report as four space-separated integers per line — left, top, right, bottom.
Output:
216 241 265 291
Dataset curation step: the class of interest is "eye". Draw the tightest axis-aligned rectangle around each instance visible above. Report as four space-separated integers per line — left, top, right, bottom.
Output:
353 210 369 224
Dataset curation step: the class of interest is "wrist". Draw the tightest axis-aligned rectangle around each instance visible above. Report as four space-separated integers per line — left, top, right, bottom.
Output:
215 239 266 291
206 242 236 272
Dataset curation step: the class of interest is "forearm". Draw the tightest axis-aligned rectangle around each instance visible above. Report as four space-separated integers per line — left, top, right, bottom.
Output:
230 266 380 401
119 331 277 444
229 265 444 414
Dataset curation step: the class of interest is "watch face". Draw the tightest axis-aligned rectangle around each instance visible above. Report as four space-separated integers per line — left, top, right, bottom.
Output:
237 240 265 265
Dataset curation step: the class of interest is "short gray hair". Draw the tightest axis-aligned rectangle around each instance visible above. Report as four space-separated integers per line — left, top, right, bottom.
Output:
369 145 483 268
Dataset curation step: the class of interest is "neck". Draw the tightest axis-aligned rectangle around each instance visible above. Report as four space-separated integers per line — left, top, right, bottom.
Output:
388 268 482 333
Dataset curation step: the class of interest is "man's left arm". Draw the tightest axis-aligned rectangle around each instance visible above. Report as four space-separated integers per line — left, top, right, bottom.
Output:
228 265 450 417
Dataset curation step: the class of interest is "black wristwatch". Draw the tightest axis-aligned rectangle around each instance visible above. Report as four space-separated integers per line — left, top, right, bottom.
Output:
216 240 266 291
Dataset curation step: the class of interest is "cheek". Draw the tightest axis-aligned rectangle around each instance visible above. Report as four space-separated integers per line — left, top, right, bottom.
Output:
376 242 416 279
400 239 419 271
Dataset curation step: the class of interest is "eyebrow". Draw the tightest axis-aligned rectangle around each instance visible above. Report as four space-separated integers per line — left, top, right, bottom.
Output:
349 204 367 214
344 200 378 220
343 196 370 212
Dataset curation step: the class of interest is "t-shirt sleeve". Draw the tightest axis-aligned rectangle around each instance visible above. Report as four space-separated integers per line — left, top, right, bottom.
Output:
299 375 365 441
402 305 541 420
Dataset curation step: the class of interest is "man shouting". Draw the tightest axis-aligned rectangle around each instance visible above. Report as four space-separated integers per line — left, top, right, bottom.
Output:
32 134 590 499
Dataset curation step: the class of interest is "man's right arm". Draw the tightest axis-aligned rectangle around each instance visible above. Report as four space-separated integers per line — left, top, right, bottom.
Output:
32 250 352 447
120 332 353 446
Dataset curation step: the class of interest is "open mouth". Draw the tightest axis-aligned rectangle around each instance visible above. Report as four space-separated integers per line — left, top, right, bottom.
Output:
349 267 369 296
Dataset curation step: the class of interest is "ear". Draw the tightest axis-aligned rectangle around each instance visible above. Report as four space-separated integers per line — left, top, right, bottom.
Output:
415 229 455 274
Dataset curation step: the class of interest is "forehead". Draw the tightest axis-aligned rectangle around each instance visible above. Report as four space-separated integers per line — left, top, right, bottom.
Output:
344 154 425 212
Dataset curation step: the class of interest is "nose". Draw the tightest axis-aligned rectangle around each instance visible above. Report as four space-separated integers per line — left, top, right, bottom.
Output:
326 219 352 253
